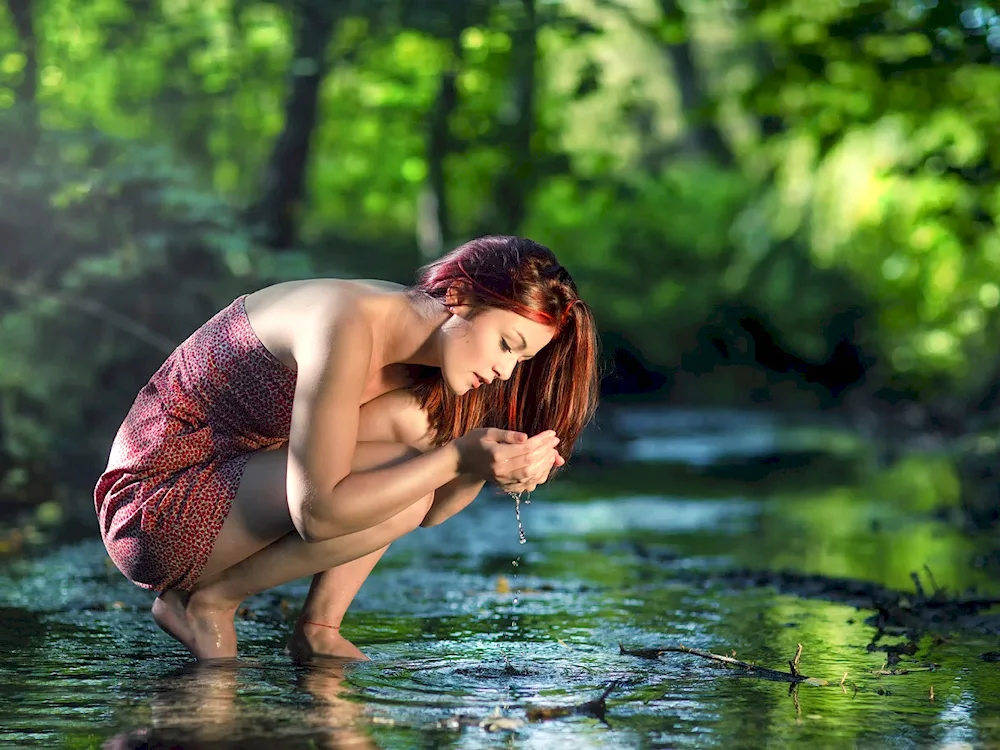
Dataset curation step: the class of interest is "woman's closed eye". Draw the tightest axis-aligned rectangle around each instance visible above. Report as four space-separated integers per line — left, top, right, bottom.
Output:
500 339 512 353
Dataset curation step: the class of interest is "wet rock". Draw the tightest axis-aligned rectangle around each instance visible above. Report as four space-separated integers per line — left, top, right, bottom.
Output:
480 716 524 732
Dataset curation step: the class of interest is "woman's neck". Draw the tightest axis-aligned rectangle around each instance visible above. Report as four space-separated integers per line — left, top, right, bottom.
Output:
375 290 447 369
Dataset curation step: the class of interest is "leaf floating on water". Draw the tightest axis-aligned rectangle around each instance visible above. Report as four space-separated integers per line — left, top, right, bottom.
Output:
496 576 511 594
0 528 24 556
526 705 573 721
526 682 617 724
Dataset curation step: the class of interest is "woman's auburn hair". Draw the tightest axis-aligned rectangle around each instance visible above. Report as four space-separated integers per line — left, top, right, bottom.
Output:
409 235 600 469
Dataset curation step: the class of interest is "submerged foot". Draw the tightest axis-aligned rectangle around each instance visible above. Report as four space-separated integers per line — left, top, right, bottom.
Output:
285 622 369 663
151 589 239 660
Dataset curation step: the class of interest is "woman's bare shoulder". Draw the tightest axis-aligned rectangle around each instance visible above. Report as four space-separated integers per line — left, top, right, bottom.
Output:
243 279 397 367
248 278 407 320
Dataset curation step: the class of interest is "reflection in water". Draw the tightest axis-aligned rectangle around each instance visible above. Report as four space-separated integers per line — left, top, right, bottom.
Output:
103 659 376 750
298 659 379 750
150 661 239 743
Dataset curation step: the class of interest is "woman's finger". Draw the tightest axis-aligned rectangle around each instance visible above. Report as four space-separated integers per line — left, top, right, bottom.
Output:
491 438 558 467
483 428 529 444
495 448 554 476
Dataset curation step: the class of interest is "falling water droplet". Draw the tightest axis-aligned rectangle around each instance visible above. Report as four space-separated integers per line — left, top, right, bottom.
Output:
509 490 527 544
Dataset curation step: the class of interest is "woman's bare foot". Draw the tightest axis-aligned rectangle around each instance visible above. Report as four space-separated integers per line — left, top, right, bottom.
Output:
285 622 369 662
151 589 239 660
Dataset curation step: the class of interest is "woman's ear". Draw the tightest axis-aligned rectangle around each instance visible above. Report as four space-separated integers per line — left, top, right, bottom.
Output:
444 283 471 312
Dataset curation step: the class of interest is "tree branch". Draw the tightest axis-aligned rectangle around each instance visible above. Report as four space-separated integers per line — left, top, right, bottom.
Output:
0 274 176 354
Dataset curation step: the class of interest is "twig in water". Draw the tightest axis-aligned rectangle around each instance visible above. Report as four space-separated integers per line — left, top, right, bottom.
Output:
789 643 803 677
619 643 828 685
910 572 926 599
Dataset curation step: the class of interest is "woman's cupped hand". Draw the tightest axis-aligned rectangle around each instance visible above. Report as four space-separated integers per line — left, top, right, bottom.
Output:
454 428 563 493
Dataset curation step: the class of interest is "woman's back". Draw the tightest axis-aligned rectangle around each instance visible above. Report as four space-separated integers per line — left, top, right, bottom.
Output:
105 277 405 478
103 293 297 480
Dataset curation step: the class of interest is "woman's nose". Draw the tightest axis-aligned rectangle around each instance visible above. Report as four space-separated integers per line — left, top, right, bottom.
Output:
494 358 517 381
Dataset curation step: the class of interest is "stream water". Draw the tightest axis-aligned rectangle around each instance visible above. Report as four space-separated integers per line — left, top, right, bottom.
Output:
2 407 999 749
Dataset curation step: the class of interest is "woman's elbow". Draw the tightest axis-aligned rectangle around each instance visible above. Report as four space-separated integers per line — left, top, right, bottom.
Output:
291 483 349 542
295 514 328 544
292 498 338 543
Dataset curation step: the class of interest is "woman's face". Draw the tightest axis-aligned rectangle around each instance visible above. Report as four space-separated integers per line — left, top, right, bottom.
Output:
438 304 556 395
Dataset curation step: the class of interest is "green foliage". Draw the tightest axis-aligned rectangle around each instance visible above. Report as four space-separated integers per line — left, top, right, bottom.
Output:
524 160 755 365
1 0 999 504
0 115 315 499
743 0 1000 386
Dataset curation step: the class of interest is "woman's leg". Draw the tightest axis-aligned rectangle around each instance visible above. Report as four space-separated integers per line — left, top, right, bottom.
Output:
285 547 390 661
152 442 430 660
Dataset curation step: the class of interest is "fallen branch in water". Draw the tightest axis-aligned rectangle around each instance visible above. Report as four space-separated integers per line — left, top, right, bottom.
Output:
526 682 617 724
620 642 829 686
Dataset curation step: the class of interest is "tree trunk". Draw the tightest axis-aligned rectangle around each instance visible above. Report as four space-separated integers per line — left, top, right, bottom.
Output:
250 1 338 250
490 0 537 233
655 0 732 166
418 3 467 264
418 69 457 261
6 0 38 139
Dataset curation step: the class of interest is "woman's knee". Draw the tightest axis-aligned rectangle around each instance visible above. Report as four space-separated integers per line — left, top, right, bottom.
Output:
403 492 435 533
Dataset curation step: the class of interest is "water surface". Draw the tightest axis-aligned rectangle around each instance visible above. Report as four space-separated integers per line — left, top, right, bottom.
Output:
2 408 998 749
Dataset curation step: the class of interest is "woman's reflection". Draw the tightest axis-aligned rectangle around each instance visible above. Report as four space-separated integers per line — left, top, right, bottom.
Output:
102 657 376 750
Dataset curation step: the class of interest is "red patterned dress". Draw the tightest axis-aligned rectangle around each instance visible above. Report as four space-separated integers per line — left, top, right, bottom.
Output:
94 295 297 592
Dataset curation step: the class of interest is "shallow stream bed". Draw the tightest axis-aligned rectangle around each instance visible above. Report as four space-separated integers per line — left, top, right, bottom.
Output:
3 408 998 749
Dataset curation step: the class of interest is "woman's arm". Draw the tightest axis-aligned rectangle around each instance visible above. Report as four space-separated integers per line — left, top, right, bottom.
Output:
290 312 538 545
421 437 561 527
356 388 558 528
355 389 485 527
288 309 472 543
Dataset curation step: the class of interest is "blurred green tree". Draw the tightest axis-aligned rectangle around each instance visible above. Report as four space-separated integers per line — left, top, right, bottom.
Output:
1 0 999 509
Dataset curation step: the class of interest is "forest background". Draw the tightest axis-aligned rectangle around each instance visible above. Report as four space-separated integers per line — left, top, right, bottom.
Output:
1 0 999 529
